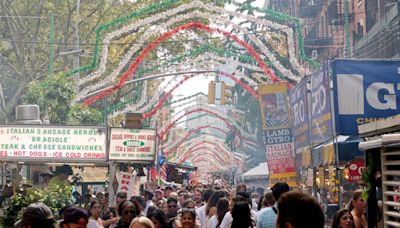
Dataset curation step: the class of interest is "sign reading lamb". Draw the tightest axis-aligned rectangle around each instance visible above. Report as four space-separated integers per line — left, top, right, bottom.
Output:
109 128 156 162
0 126 107 162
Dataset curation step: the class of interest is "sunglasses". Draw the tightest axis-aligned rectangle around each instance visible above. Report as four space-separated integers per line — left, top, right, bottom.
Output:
168 205 177 208
123 209 136 216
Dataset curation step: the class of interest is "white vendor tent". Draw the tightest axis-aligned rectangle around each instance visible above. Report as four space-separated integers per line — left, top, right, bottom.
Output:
241 162 269 180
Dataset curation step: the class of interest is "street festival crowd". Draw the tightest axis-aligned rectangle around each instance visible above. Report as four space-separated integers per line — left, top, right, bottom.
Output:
11 165 369 228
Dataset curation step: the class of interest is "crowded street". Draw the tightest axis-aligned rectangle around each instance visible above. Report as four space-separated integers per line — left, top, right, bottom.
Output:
0 0 399 227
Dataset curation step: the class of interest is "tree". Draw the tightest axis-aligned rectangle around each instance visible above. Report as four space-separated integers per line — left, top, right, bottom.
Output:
22 72 102 125
0 0 156 123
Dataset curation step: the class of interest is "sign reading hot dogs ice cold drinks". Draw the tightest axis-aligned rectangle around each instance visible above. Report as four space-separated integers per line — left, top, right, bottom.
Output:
0 126 107 162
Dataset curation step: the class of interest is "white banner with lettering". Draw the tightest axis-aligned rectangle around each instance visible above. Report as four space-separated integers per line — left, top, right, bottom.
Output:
116 172 140 198
109 128 157 162
0 125 107 162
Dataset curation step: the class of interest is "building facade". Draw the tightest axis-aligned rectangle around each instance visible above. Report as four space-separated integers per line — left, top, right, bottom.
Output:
267 0 400 60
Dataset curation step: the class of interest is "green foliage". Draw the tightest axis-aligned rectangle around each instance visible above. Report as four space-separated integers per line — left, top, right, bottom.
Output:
22 72 102 125
1 184 73 227
67 104 103 125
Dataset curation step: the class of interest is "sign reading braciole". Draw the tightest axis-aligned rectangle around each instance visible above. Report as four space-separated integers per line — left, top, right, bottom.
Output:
0 125 107 162
109 128 156 162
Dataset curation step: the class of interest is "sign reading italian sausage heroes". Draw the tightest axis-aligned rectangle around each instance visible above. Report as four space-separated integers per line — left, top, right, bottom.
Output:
109 128 156 162
0 126 107 162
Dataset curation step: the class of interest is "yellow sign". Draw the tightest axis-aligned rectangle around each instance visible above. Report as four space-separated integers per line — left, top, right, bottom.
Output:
269 172 297 187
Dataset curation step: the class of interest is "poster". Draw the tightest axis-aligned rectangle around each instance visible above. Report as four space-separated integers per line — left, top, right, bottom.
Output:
258 83 291 130
0 125 107 162
260 83 295 178
333 60 400 135
109 128 156 162
311 62 333 144
289 80 310 151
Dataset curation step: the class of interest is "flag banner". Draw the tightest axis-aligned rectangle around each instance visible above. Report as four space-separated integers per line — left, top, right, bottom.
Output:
332 60 400 135
258 82 291 131
289 80 310 151
311 62 333 144
116 172 136 198
260 82 296 176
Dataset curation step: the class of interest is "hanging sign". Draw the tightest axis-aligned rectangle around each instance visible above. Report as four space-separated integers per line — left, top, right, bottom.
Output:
311 62 333 144
348 161 365 183
116 172 136 198
289 80 310 151
259 83 296 177
333 60 400 135
109 128 156 162
307 168 314 187
0 125 107 162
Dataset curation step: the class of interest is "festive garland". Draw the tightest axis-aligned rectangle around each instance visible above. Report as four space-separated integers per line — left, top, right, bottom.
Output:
83 21 280 106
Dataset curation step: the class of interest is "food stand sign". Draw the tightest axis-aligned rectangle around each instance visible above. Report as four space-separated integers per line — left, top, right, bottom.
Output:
0 125 107 162
109 128 156 162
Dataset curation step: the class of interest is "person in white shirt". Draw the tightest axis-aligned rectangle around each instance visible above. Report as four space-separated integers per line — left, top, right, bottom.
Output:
208 198 229 228
143 190 154 215
196 189 214 228
219 195 247 228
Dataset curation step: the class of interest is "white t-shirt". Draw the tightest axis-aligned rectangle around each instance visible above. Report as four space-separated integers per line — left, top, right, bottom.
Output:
196 204 207 228
208 215 218 228
87 217 104 228
219 211 232 228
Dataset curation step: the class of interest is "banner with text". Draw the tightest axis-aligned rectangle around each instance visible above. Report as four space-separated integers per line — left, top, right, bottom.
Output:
311 63 333 144
289 80 310 151
116 172 138 199
333 60 400 135
0 126 107 162
260 82 295 176
109 128 156 162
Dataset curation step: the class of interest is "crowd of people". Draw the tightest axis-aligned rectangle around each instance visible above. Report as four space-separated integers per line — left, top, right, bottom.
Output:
16 180 367 228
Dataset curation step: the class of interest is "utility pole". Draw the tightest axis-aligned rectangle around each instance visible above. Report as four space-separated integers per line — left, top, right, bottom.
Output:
344 0 350 57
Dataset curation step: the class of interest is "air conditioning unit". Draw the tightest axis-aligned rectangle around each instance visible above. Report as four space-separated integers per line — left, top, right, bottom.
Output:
312 50 318 59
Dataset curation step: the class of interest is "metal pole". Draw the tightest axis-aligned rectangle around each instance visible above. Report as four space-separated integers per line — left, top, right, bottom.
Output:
78 70 219 101
344 0 350 57
49 14 54 75
74 0 81 93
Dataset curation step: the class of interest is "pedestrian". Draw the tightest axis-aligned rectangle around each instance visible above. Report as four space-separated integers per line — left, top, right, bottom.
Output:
179 208 198 228
129 216 155 228
115 200 141 228
166 197 179 220
256 191 275 220
332 209 355 228
59 206 89 228
349 190 367 228
196 188 214 228
19 202 55 228
205 190 226 226
144 191 155 215
276 191 324 228
39 168 54 187
88 200 105 228
49 164 73 188
219 195 247 228
147 209 169 228
257 182 289 228
231 201 255 228
208 198 229 228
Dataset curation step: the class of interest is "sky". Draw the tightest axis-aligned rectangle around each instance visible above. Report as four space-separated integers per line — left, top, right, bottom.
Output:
171 0 266 100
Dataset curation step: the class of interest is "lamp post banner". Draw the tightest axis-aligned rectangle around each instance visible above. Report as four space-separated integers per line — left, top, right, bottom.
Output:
310 62 333 144
289 80 310 151
333 59 400 135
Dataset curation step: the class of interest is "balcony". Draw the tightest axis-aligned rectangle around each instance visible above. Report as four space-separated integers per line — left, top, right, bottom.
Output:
299 0 324 18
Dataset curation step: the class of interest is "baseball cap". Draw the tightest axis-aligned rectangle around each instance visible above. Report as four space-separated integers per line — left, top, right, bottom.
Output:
61 207 88 225
154 189 163 195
